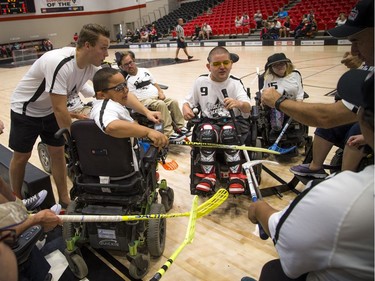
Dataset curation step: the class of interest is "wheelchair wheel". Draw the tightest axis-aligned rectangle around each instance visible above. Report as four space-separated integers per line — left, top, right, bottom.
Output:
37 142 51 173
160 186 174 212
70 253 88 279
147 203 166 257
129 254 150 279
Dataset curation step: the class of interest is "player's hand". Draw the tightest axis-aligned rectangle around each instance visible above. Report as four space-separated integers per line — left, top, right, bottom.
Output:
182 104 195 120
33 209 62 232
261 88 281 108
147 130 168 149
347 134 365 149
158 91 166 100
223 97 241 110
341 51 363 69
146 110 162 124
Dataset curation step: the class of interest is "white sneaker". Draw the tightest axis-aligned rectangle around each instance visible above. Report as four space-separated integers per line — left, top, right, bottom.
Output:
22 190 48 211
179 127 192 137
169 132 185 142
50 203 62 215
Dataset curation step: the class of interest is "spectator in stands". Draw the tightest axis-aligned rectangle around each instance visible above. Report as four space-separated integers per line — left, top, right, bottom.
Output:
306 17 318 38
241 12 250 27
140 27 149 42
294 18 312 38
235 15 242 28
0 46 7 58
124 29 134 43
192 24 202 41
206 7 212 15
254 10 263 29
175 18 193 61
73 32 78 43
336 12 347 26
202 22 213 40
260 20 271 39
11 42 21 51
41 40 53 52
279 16 292 37
133 29 141 42
277 7 288 19
306 10 315 22
150 25 158 42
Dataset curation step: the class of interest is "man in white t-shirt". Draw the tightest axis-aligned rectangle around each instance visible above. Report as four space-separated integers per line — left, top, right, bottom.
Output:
116 51 190 141
9 24 110 207
244 68 374 281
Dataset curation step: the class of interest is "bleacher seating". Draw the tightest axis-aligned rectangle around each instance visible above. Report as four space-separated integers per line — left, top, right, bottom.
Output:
153 0 357 39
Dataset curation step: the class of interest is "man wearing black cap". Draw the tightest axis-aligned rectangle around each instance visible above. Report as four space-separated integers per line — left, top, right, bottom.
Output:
261 0 374 128
243 69 374 281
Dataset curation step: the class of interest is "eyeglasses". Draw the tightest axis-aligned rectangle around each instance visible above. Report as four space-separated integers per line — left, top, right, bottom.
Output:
121 60 135 68
102 82 128 92
211 60 232 67
0 229 17 247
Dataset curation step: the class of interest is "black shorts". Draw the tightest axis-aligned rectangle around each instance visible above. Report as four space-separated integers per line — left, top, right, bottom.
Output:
177 38 186 49
314 123 360 149
9 110 65 153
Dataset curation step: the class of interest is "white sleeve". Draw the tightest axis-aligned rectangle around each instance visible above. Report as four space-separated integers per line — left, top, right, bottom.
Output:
80 83 95 98
341 99 358 112
183 82 198 108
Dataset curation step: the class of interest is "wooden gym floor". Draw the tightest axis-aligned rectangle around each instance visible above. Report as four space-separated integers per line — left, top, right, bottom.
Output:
0 45 351 280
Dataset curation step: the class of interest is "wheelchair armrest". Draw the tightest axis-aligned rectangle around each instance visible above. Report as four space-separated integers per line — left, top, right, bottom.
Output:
12 225 44 265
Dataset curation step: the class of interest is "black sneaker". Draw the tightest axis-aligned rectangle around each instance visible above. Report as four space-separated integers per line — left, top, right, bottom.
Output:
188 55 193 60
174 57 181 62
22 190 48 211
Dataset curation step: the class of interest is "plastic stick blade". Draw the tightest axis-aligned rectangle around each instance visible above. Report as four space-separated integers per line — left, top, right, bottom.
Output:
196 188 229 218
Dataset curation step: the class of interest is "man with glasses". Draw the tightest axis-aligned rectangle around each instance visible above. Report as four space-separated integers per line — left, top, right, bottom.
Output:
182 46 253 194
116 51 190 141
90 67 168 149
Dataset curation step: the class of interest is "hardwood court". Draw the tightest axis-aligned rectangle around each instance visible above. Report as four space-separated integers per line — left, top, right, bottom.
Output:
0 45 351 280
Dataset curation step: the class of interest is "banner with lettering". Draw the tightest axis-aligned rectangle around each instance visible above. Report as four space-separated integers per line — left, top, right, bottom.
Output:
40 0 84 13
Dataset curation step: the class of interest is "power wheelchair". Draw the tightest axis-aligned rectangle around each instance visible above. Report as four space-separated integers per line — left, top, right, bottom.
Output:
255 72 313 159
56 119 174 280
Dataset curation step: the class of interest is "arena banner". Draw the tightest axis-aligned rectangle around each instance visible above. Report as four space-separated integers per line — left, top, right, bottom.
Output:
41 0 84 13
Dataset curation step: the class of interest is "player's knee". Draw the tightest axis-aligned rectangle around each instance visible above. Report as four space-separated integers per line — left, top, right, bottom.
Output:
198 123 219 143
220 124 237 145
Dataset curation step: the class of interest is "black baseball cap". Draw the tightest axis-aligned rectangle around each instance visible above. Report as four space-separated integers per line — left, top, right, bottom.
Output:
328 0 374 38
266 53 291 68
337 69 374 112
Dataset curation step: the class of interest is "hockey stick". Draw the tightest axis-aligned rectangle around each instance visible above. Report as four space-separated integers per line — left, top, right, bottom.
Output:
169 140 280 155
268 116 296 154
222 89 268 240
54 188 228 222
149 195 198 281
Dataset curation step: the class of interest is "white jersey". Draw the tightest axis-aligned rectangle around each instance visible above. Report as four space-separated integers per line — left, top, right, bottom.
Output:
126 68 158 101
263 71 304 101
184 74 252 119
11 47 99 117
90 99 134 133
268 165 374 281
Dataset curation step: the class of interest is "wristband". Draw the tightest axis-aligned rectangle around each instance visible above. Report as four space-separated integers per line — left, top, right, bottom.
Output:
275 95 287 111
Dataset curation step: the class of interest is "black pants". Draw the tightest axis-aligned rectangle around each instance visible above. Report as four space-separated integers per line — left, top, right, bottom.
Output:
259 259 307 281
